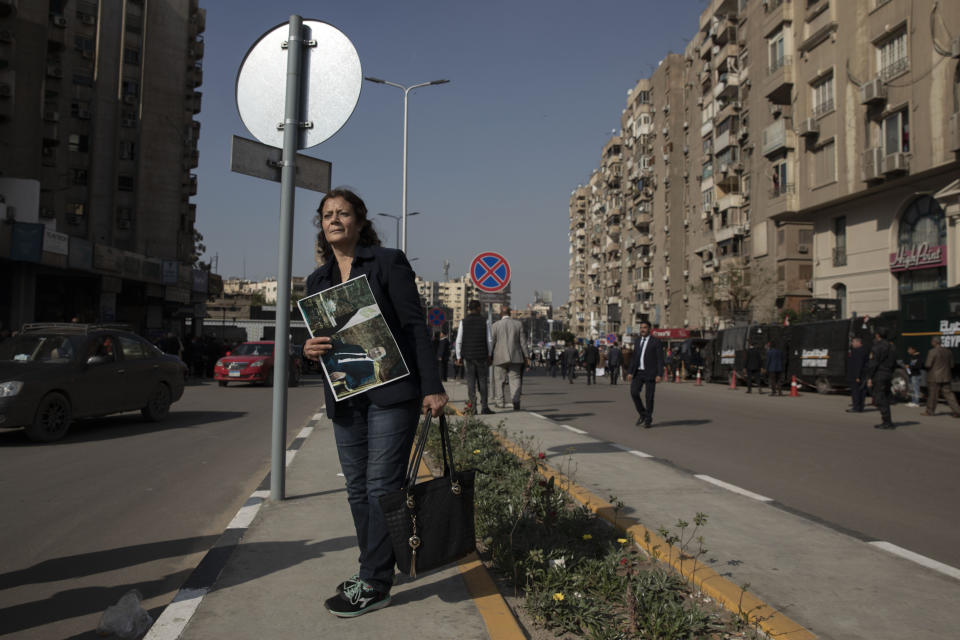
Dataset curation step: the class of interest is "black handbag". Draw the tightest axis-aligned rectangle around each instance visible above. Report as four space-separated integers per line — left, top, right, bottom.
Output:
378 413 476 578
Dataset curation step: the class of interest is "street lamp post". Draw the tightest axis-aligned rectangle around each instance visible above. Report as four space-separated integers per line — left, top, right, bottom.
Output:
364 76 449 254
377 211 420 250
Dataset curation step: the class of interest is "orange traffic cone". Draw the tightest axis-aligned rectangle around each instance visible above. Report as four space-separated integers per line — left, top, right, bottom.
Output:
696 369 702 386
790 375 799 397
729 371 737 390
675 368 681 383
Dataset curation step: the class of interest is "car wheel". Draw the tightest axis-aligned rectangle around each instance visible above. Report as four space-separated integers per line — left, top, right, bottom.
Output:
816 377 833 395
141 383 172 422
25 392 73 442
890 369 909 400
218 380 228 387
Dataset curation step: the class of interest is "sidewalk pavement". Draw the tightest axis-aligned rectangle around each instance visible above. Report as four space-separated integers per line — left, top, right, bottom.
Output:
157 378 959 640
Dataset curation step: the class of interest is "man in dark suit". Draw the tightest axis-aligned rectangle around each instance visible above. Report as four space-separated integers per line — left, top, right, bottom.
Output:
607 343 623 385
582 342 599 385
846 336 869 413
745 342 764 394
627 321 664 428
864 328 896 429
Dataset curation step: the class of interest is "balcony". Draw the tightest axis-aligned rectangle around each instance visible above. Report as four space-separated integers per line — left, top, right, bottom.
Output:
713 73 739 100
189 37 205 59
762 119 796 157
187 65 203 88
714 224 746 243
811 99 834 119
637 280 653 292
767 183 798 215
717 193 744 211
879 56 909 82
186 90 202 113
715 128 735 152
184 148 199 169
764 55 794 104
184 173 198 195
832 248 847 267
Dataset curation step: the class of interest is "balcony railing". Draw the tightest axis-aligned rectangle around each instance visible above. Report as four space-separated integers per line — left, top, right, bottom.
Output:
812 99 835 119
770 183 795 199
832 247 847 267
768 55 792 76
879 56 909 81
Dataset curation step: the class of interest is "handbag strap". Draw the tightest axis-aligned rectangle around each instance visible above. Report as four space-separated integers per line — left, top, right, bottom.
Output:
402 412 459 492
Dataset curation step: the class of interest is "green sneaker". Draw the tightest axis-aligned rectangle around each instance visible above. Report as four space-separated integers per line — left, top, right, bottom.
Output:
325 579 391 618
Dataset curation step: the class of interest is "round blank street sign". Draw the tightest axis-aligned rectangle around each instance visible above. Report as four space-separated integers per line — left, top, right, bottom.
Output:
236 20 362 149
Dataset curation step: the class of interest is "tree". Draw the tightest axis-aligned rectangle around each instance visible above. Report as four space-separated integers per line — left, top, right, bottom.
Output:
690 262 776 326
551 330 576 344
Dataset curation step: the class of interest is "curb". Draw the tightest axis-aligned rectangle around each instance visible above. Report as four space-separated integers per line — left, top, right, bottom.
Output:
491 427 817 640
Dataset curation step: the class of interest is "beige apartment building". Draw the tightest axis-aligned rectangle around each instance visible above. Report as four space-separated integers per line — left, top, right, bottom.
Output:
0 0 207 334
569 0 960 335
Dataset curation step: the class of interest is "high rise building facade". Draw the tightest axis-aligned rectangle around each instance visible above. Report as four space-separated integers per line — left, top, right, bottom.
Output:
569 0 960 335
0 0 206 334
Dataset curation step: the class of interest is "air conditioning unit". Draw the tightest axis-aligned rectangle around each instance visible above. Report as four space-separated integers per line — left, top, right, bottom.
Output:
859 77 887 105
682 294 689 301
664 224 669 232
52 15 67 28
47 65 63 78
664 104 670 113
44 110 59 122
663 274 669 281
662 127 669 136
77 107 92 119
732 101 742 111
738 128 748 140
733 162 744 173
683 170 689 179
798 117 819 137
798 244 810 254
683 218 689 227
81 14 96 26
770 103 783 117
123 94 137 105
697 97 703 106
122 117 136 127
117 219 131 230
861 147 884 181
805 280 813 290
720 163 730 175
683 145 689 155
683 121 689 129
683 270 690 278
882 151 909 174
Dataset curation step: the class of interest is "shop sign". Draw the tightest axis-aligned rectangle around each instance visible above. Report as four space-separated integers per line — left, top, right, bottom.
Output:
122 251 142 279
889 243 946 272
192 269 208 293
651 328 691 339
43 228 69 256
801 348 829 368
69 237 93 270
94 244 123 273
938 320 960 347
162 260 179 285
10 222 44 263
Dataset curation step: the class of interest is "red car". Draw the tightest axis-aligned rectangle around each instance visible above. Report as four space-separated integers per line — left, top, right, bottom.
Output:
214 341 302 387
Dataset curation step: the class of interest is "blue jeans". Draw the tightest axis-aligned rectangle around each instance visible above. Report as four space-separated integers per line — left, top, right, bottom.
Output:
910 376 921 405
333 398 421 593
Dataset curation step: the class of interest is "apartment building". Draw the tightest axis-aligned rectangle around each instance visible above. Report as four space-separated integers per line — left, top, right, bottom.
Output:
0 0 206 333
415 274 486 332
569 0 960 333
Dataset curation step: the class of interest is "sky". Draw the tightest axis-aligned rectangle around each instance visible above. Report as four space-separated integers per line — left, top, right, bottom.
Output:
195 0 709 308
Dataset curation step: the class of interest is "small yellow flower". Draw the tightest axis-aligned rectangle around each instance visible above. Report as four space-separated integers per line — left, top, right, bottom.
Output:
582 534 593 540
553 592 565 601
473 449 481 454
617 538 628 544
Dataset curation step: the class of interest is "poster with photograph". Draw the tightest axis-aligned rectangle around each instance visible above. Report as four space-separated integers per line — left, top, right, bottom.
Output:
297 275 409 401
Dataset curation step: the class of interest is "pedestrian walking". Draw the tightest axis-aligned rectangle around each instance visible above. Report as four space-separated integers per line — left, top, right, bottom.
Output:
846 336 869 413
923 336 960 417
765 341 784 396
435 329 450 382
745 342 763 393
864 328 896 429
455 300 493 415
626 321 664 428
583 341 599 385
562 343 578 384
302 188 447 617
548 344 558 378
607 343 623 385
491 307 529 410
904 345 922 407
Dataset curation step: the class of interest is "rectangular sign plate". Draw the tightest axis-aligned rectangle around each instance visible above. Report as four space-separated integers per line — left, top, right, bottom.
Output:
230 135 332 193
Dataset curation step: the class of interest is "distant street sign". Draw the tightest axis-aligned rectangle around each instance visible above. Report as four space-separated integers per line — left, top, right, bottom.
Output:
606 333 617 344
477 291 507 304
427 307 446 326
470 252 511 293
230 136 331 192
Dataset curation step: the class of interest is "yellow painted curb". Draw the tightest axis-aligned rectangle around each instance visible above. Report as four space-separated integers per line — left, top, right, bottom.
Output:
492 431 818 640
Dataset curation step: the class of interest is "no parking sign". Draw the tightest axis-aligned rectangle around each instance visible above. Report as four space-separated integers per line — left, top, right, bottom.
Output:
427 307 446 326
470 252 510 292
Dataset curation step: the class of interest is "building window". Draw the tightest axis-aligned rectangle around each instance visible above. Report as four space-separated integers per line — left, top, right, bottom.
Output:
74 35 95 58
119 141 136 160
878 30 908 81
768 28 786 73
702 161 714 181
67 202 85 222
121 79 139 98
883 109 909 154
815 141 836 185
833 216 847 266
771 161 789 196
124 47 140 65
702 188 714 211
833 283 847 318
72 73 94 87
68 134 89 152
71 168 88 185
118 175 135 191
812 74 834 118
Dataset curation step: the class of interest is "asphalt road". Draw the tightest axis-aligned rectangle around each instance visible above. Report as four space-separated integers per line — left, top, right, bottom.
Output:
518 368 960 569
0 376 326 640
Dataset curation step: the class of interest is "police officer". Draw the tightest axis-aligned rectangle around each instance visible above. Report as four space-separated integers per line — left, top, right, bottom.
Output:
864 328 897 429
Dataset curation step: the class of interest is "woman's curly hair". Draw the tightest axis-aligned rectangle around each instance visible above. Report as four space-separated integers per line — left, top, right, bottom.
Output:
314 188 382 263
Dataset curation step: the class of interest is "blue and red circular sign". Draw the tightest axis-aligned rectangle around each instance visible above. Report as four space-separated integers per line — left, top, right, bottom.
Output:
427 307 446 326
470 252 511 293
606 333 617 344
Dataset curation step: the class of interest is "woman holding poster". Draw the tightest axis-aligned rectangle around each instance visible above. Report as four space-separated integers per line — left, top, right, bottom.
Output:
302 188 447 618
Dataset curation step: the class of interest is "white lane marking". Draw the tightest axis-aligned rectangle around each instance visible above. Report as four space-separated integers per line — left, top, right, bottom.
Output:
695 475 773 502
312 413 325 420
529 412 546 419
297 426 314 439
143 587 208 640
869 542 960 581
560 424 587 434
226 490 269 530
611 443 654 458
285 450 296 466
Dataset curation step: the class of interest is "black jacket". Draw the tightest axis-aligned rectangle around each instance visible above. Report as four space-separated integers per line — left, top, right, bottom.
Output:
583 345 600 367
745 346 763 371
306 245 444 418
629 335 664 380
847 345 869 382
607 346 622 368
863 339 896 382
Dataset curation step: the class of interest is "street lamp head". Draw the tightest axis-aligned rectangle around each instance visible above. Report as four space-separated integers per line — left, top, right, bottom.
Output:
377 212 397 220
364 76 386 84
429 79 451 86
408 211 421 217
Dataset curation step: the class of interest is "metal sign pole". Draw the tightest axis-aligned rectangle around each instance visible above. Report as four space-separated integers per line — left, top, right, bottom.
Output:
270 14 304 502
